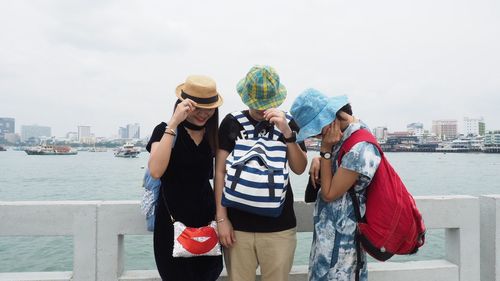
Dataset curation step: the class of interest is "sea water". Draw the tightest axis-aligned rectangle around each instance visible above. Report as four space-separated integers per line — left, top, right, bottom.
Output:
0 150 499 271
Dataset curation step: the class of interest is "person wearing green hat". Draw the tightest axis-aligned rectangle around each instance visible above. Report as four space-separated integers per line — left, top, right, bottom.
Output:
290 88 382 281
214 65 308 281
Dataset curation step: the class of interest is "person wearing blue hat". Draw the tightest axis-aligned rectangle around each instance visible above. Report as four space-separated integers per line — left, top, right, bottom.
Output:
214 65 308 281
290 89 382 281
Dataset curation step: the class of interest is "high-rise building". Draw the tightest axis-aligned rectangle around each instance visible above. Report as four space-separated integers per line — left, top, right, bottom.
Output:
127 123 140 139
77 126 94 144
463 117 485 136
373 127 388 141
0 117 15 141
21 125 51 142
78 126 91 142
118 127 128 139
432 120 457 140
407 123 424 136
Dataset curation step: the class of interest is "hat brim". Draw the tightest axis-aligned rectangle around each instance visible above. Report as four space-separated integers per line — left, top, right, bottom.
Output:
175 83 224 109
236 79 287 110
296 96 349 142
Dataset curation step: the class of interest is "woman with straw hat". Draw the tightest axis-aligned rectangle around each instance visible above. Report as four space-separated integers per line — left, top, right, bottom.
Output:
147 75 224 280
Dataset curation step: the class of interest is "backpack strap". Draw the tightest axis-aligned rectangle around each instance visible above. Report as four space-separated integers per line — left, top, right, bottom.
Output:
230 111 293 141
337 128 380 281
230 111 254 133
337 129 381 166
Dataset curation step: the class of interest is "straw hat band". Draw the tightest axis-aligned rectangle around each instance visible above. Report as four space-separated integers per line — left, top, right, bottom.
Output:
175 75 224 109
181 90 220 105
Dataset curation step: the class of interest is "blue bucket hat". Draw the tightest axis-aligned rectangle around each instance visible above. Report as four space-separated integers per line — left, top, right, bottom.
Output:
290 88 349 142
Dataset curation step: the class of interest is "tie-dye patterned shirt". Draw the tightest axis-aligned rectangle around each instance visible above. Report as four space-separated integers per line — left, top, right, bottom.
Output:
309 122 381 281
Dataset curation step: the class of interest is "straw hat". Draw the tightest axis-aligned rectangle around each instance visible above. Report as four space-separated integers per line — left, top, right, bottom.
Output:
175 75 224 109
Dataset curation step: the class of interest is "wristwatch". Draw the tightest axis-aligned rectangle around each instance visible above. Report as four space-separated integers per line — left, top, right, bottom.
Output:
320 151 332 160
283 131 297 143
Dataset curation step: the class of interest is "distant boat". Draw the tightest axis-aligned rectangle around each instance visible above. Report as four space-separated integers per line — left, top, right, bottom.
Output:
24 144 77 155
114 142 140 158
89 146 107 152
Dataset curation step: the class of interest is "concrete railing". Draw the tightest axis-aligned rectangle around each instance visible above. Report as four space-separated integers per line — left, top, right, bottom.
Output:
0 195 498 281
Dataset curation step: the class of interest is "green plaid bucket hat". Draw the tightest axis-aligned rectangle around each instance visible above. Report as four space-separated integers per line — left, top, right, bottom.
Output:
236 65 287 110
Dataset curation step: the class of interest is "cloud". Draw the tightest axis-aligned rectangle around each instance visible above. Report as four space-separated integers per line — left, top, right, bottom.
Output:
0 0 499 137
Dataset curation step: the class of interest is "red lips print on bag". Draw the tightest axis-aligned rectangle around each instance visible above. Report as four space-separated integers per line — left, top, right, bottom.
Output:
172 221 222 257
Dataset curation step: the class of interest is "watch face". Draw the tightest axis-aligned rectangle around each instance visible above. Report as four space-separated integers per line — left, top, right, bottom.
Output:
321 151 332 159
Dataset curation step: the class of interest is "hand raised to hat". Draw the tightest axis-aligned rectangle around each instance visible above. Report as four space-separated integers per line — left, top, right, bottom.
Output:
321 120 343 152
263 108 293 138
168 99 197 128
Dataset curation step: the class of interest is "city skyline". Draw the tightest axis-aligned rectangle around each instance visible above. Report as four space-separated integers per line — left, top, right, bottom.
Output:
1 115 493 141
1 1 499 137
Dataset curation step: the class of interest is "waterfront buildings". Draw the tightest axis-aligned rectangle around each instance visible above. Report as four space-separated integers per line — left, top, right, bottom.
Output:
118 127 128 139
78 126 93 144
464 117 485 136
3 133 20 144
118 123 141 140
21 125 51 142
484 131 500 153
0 117 15 141
66 132 78 142
432 119 458 140
126 123 140 139
407 122 424 136
373 126 388 142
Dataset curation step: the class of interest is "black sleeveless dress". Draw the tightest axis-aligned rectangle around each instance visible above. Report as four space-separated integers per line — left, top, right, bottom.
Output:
146 123 223 281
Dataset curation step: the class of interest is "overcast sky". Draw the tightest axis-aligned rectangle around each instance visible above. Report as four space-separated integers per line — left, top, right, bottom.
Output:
1 0 499 138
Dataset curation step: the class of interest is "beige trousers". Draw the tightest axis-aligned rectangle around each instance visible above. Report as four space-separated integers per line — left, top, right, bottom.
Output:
224 228 297 281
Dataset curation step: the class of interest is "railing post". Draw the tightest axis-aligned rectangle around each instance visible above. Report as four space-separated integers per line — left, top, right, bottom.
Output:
480 195 500 281
72 203 98 281
447 196 480 281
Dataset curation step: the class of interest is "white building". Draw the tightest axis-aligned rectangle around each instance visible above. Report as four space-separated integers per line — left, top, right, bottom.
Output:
407 122 424 136
373 126 388 141
432 120 458 140
463 117 485 136
126 123 140 139
78 126 91 143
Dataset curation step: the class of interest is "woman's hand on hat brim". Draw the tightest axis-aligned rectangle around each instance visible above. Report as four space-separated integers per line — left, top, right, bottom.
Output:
169 99 197 128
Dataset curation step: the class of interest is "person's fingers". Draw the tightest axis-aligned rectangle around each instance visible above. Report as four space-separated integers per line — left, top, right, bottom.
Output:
314 165 320 181
230 230 236 244
311 173 317 188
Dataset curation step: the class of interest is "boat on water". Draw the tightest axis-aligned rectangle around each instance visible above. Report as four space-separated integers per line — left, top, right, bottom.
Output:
89 146 107 152
24 144 77 155
114 142 140 158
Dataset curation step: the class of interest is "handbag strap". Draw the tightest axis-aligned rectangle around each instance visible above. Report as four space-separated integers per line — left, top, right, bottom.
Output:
160 186 176 223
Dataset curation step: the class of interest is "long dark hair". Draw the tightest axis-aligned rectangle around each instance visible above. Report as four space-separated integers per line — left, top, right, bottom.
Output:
336 103 353 121
173 99 219 155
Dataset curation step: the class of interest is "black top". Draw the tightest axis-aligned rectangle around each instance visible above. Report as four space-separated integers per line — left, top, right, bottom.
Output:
147 122 222 280
218 110 307 232
147 122 216 226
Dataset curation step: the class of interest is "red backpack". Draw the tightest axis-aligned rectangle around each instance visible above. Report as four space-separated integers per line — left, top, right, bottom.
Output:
338 129 426 279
